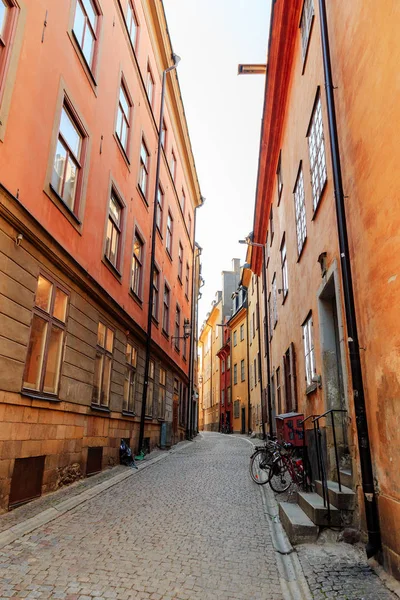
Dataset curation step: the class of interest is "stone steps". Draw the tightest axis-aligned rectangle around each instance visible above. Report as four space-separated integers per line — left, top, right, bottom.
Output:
339 468 353 489
298 491 341 527
279 501 318 544
315 480 355 511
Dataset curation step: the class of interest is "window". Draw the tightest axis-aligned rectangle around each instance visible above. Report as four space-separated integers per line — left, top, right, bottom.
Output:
170 150 177 181
73 0 99 70
281 235 288 298
269 206 274 243
253 358 257 386
178 242 183 281
234 400 239 419
233 364 238 385
145 359 155 416
163 284 170 334
174 305 181 351
277 152 283 204
158 367 166 419
240 359 245 382
233 330 237 347
161 118 167 151
252 313 255 338
126 0 138 50
276 366 282 415
249 315 253 341
105 192 123 270
23 275 68 396
51 104 84 215
300 0 314 60
188 213 192 239
166 211 173 256
123 342 137 413
227 386 231 404
116 81 131 154
284 344 297 412
294 166 307 255
0 0 18 100
221 359 225 374
272 274 278 327
185 263 190 297
227 355 231 370
93 322 114 407
258 352 261 382
146 64 154 107
303 313 316 388
308 95 327 210
131 231 144 297
152 266 159 320
221 389 225 406
156 185 164 232
180 188 186 214
268 292 273 340
138 139 150 199
240 324 244 341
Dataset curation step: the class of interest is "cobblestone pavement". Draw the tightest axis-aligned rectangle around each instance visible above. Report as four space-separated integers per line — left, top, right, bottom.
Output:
0 433 283 600
297 541 397 600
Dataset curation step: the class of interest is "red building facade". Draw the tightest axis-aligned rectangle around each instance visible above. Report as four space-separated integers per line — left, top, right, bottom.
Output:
0 0 201 511
217 325 231 433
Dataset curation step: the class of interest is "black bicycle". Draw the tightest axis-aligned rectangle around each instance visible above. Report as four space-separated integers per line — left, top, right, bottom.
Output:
249 437 281 485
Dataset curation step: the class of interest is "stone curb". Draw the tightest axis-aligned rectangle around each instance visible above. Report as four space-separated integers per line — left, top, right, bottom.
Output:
246 438 313 600
0 440 192 550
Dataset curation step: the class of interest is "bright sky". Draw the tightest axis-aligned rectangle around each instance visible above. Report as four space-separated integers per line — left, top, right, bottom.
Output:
163 0 272 325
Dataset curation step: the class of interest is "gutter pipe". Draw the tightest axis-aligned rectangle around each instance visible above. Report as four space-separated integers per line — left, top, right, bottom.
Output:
318 0 381 558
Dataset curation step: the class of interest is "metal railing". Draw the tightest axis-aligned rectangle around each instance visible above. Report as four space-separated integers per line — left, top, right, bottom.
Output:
312 409 347 522
299 414 316 492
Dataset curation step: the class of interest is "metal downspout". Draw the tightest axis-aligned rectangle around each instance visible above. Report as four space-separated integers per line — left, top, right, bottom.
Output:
186 208 200 439
245 293 251 434
318 0 381 557
262 245 273 437
256 276 266 439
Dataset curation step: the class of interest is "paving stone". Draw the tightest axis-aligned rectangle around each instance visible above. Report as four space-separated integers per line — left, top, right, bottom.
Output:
0 433 396 600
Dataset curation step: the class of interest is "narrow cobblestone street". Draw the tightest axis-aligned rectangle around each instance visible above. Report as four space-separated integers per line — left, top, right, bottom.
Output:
0 434 283 600
0 433 397 600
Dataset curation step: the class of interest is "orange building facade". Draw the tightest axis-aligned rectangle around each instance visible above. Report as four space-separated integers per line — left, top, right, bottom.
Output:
0 0 201 510
251 0 400 579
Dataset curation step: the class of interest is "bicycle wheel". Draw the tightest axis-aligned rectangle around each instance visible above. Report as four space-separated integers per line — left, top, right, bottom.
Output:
249 449 272 485
269 457 292 493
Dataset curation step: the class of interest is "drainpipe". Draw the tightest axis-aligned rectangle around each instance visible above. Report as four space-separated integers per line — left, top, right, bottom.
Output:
186 200 204 440
262 245 274 437
256 276 266 439
318 0 381 558
245 291 251 434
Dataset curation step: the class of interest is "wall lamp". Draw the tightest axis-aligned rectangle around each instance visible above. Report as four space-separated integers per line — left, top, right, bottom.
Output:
171 318 192 342
238 238 265 248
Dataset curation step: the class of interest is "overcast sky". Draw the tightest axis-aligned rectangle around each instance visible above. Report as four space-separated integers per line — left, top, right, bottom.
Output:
163 0 272 325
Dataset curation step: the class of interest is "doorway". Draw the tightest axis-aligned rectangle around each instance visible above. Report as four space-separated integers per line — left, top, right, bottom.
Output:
318 269 350 477
241 407 246 434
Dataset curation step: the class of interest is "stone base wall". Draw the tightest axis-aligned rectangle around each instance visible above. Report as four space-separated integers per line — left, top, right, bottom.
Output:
0 392 153 512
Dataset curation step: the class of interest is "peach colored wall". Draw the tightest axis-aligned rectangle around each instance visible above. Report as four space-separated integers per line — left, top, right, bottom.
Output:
265 8 348 425
327 0 400 577
0 0 194 377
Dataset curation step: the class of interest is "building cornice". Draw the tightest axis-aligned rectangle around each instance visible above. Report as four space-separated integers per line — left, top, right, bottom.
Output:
251 0 303 274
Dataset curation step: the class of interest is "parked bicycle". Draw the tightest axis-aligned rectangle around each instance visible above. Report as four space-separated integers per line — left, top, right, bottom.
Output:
249 436 310 492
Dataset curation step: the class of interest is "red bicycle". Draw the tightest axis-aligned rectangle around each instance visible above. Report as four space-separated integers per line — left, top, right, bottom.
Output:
268 443 310 493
